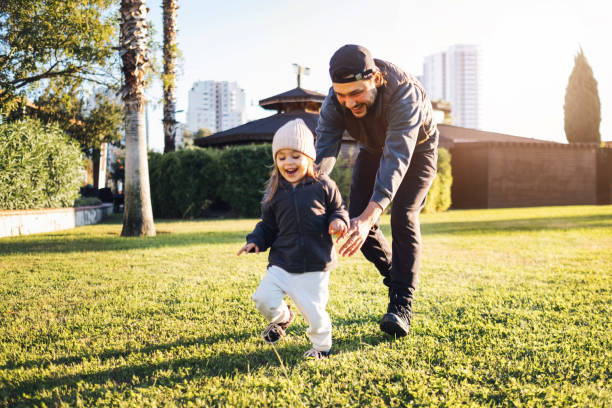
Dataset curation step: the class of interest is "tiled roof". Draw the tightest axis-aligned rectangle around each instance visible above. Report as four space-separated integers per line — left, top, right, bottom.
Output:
194 111 319 147
438 124 555 148
451 141 601 149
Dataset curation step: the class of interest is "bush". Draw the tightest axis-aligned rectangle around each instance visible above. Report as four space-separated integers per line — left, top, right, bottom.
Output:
110 154 124 186
218 145 274 217
148 149 222 218
423 147 452 213
329 152 353 208
80 184 98 197
147 145 451 219
0 119 83 210
149 145 272 219
74 196 102 207
98 187 114 203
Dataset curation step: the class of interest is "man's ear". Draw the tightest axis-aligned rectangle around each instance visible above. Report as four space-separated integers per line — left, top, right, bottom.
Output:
373 71 384 87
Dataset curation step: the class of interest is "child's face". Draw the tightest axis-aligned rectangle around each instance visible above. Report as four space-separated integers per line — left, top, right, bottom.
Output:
275 149 310 186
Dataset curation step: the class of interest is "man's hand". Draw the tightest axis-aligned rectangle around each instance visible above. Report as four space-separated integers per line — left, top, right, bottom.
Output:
237 242 259 256
328 219 347 241
338 217 371 257
338 201 383 257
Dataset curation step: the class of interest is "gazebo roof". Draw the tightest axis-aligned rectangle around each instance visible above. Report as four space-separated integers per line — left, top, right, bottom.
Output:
194 111 319 148
259 87 326 111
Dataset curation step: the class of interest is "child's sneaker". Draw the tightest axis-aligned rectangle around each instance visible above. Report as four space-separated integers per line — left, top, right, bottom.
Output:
262 305 294 344
303 348 330 359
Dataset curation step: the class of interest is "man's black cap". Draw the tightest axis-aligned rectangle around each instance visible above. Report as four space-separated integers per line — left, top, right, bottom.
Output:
329 44 377 83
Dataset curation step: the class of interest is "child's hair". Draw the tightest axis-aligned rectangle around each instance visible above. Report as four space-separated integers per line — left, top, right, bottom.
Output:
262 155 320 204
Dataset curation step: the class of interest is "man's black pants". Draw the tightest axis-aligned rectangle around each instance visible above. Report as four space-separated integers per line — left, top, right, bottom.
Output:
349 147 437 304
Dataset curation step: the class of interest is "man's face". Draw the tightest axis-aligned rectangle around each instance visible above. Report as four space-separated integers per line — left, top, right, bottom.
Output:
332 77 378 118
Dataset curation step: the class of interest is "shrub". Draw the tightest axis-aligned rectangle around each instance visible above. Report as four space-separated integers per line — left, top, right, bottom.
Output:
110 154 124 186
74 196 102 207
0 119 83 210
149 146 271 219
148 149 221 218
148 151 163 214
80 184 98 197
423 147 452 213
329 152 353 208
218 145 273 217
98 187 114 203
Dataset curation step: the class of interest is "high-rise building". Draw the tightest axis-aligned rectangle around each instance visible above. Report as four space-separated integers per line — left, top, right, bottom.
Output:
422 44 481 129
174 123 186 149
422 52 446 102
187 80 246 133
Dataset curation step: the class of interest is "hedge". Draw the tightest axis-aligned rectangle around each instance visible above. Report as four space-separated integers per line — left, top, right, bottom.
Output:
147 145 452 218
326 147 453 214
148 145 272 218
329 152 353 208
423 147 452 213
148 149 221 218
217 145 274 218
0 119 83 210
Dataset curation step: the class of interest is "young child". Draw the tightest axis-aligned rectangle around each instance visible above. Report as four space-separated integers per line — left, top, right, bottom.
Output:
237 118 349 359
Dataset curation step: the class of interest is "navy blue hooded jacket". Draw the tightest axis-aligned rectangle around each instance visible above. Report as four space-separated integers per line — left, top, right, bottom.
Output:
247 174 349 273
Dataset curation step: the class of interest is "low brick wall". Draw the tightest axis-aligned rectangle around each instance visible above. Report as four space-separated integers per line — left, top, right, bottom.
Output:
0 204 114 238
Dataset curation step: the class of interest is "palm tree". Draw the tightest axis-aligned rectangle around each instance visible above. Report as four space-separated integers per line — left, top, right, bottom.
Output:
119 0 156 236
162 0 178 153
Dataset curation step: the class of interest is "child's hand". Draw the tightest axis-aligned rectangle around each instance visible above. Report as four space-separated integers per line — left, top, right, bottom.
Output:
237 242 259 256
328 219 347 240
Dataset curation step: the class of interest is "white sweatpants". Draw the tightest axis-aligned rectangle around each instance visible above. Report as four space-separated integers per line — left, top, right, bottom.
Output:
252 265 332 352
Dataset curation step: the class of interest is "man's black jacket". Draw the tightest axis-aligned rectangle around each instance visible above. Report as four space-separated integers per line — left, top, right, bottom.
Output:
247 174 349 273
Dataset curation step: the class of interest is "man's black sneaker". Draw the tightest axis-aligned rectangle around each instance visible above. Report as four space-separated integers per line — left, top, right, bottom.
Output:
380 302 411 337
262 305 295 344
303 348 330 359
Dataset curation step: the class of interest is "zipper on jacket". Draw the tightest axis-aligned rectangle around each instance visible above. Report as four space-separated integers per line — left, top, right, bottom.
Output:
292 185 307 272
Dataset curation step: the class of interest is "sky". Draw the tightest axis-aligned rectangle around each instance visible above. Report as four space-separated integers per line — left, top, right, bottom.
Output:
144 0 611 152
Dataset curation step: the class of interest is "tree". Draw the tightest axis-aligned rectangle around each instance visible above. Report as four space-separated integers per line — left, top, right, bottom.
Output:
194 127 213 138
564 48 601 144
119 0 156 237
30 88 124 153
162 0 178 153
0 0 118 114
181 127 211 149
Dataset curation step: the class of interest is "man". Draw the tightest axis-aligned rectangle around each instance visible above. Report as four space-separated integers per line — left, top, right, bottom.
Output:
315 44 438 337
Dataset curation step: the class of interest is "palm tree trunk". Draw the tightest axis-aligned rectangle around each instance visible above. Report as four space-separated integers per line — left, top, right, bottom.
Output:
120 0 156 237
162 0 178 153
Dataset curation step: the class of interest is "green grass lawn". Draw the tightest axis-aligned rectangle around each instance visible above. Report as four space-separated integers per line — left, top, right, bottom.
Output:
1 205 610 407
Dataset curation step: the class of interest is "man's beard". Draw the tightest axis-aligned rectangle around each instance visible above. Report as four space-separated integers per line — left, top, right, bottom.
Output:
347 87 378 118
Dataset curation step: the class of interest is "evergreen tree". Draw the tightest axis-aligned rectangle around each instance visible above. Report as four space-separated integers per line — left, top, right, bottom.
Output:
564 48 601 143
